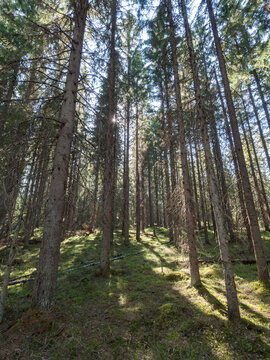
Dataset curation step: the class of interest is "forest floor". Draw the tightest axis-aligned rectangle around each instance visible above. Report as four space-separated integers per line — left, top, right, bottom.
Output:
0 227 270 359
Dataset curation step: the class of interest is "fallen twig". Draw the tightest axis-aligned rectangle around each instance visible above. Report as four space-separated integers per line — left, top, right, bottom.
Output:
8 250 145 287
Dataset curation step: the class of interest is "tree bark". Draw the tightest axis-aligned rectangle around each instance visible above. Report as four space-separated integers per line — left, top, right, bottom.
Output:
189 139 201 231
247 84 270 171
239 113 270 231
135 106 140 241
195 141 209 245
32 0 88 308
123 94 130 245
206 0 269 285
203 66 236 242
214 69 252 249
160 154 167 228
89 156 100 233
252 69 270 130
154 163 161 226
241 95 270 220
163 63 180 244
160 83 174 241
180 0 240 319
100 0 117 275
110 125 118 243
167 0 201 286
147 154 154 227
141 156 146 233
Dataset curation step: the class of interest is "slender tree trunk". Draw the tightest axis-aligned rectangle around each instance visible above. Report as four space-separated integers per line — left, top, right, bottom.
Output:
206 0 269 285
167 0 201 286
163 65 180 244
203 64 236 242
0 148 27 239
100 0 117 275
247 84 270 171
189 139 201 231
89 157 100 233
64 148 80 233
195 141 209 244
32 0 88 308
141 156 146 233
154 163 160 226
252 69 270 130
111 125 118 243
209 109 236 242
123 97 130 245
160 82 174 242
24 156 39 244
160 155 167 228
30 145 49 234
239 114 270 231
180 0 240 319
33 146 50 230
214 69 252 248
0 178 29 322
135 106 140 241
148 154 154 227
241 96 270 219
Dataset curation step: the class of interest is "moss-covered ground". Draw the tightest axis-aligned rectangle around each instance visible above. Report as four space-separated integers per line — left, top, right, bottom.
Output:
0 228 270 359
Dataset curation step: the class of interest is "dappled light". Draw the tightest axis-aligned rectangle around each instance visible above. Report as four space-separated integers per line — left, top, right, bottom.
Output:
1 228 270 358
0 0 269 358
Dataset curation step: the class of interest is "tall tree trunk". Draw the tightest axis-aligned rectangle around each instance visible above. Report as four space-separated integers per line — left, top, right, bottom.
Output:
208 107 235 242
239 114 270 231
203 63 236 242
33 149 50 229
163 64 180 244
141 156 146 233
135 106 140 241
195 141 209 245
123 96 130 245
206 0 269 285
0 61 35 233
89 156 100 233
147 154 154 227
32 0 88 308
167 0 201 286
189 139 201 231
214 69 252 249
160 154 167 228
247 84 270 171
154 163 160 226
180 0 239 319
111 125 118 243
241 95 270 219
100 0 117 275
64 148 80 233
160 82 174 242
252 69 270 130
0 176 29 322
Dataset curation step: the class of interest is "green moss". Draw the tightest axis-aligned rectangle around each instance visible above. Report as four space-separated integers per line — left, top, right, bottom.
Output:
165 271 188 281
1 227 270 360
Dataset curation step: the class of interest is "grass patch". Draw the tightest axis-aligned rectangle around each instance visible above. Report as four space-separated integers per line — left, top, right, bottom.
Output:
0 227 269 359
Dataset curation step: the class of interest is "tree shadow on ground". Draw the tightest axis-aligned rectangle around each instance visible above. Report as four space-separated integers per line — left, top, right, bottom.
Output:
1 228 270 359
196 284 227 315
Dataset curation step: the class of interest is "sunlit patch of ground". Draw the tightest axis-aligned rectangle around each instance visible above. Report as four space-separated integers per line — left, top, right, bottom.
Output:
0 227 269 359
